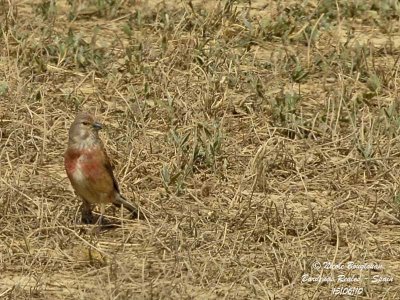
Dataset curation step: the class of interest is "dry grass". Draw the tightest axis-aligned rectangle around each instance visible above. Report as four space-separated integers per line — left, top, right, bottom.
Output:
2 0 400 298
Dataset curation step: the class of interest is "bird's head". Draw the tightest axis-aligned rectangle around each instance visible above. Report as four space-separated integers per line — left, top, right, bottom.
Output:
68 112 103 148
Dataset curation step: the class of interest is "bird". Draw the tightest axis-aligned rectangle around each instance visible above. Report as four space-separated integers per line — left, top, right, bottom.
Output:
64 112 139 224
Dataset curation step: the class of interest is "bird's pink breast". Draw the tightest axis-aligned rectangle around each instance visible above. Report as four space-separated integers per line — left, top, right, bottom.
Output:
65 148 103 182
65 144 115 204
64 149 80 177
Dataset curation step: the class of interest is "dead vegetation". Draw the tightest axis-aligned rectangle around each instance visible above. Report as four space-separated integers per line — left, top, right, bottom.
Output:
1 0 400 298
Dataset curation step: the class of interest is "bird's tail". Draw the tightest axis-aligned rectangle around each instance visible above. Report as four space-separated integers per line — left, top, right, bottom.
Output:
113 193 141 219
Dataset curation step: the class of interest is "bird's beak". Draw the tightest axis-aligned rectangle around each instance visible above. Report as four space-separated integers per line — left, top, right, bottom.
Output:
92 122 103 130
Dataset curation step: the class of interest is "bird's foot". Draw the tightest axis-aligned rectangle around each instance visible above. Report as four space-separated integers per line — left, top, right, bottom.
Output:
81 210 94 224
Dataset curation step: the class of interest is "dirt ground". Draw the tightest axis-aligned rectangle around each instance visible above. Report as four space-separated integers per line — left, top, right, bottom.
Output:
1 0 400 299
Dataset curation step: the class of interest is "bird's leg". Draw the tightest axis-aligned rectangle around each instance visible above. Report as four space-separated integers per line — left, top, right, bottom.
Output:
97 203 106 226
89 204 105 235
81 200 94 224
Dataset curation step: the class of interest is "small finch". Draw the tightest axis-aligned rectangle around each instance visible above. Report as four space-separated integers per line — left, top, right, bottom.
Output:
64 112 139 224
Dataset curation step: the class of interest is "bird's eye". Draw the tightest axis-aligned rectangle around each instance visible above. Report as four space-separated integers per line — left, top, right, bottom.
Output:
82 121 90 125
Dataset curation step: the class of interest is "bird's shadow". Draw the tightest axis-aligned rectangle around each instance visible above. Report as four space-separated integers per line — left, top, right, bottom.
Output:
77 211 145 232
93 215 120 230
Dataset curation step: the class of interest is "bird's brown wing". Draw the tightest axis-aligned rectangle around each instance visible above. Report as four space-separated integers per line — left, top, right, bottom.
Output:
101 146 142 217
103 152 120 194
